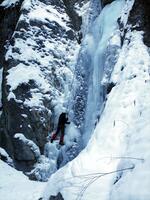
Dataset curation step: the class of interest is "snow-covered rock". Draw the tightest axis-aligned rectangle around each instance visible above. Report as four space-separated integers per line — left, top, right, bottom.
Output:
14 133 41 160
0 0 20 8
0 147 13 166
0 0 83 169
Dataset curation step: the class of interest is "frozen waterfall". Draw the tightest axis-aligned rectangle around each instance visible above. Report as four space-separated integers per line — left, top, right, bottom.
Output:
82 0 126 146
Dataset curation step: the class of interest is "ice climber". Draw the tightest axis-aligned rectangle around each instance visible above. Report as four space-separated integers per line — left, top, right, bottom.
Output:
51 112 70 145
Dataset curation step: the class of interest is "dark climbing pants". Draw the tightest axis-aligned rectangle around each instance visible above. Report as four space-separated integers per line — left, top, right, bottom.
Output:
51 125 65 144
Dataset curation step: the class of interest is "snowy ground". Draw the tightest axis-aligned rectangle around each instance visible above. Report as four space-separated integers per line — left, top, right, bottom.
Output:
0 160 46 200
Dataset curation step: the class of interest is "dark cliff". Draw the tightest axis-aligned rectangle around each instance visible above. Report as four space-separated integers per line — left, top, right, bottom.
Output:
128 0 150 46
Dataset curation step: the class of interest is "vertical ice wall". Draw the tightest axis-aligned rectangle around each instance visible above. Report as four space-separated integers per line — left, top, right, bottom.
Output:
73 0 101 129
82 0 125 146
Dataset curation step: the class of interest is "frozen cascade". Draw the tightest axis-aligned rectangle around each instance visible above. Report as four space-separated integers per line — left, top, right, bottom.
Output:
82 0 126 146
73 0 101 128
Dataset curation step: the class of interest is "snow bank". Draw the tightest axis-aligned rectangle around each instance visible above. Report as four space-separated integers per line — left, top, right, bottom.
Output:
0 160 46 200
0 147 8 158
108 30 150 200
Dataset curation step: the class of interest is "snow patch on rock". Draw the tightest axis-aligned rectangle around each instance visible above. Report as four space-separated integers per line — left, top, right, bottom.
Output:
0 0 20 8
14 133 41 159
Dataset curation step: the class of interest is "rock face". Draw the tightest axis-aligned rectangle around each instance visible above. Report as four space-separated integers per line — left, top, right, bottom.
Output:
128 0 150 46
0 1 25 160
102 0 114 7
0 0 82 170
63 0 82 31
49 193 64 200
0 1 24 66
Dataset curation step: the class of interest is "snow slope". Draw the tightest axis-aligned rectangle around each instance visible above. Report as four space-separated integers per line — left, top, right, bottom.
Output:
41 1 150 200
0 160 46 200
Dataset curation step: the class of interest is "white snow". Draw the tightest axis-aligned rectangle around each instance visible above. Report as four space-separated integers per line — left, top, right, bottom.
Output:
109 30 150 200
7 64 50 92
0 147 13 166
0 0 20 8
0 147 9 158
28 153 58 182
120 0 135 30
0 160 46 200
28 6 70 30
74 1 90 17
24 92 45 108
6 63 51 107
64 122 81 147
